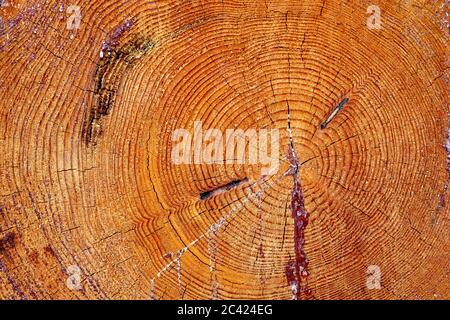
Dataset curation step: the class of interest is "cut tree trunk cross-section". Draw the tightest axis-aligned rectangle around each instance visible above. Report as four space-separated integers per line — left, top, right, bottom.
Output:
0 0 448 300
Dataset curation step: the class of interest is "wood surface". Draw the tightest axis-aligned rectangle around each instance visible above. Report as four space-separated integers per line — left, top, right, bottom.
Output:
0 0 448 300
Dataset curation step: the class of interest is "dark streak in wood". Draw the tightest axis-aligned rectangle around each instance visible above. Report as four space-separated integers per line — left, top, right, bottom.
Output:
320 97 349 130
285 144 312 299
83 31 154 144
200 178 249 200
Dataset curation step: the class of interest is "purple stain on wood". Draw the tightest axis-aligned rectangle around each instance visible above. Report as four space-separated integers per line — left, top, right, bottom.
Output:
285 145 312 299
0 231 16 252
100 17 136 58
433 121 450 223
257 241 265 258
7 275 27 300
438 193 446 208
444 112 449 176
0 259 27 300
163 252 173 259
6 6 37 29
28 52 36 62
150 278 155 300
29 289 39 300
200 178 249 201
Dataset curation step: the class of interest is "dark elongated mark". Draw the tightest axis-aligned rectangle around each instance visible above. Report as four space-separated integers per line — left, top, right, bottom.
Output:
83 18 155 145
283 102 311 299
320 97 349 130
285 145 312 299
285 260 298 299
200 178 249 200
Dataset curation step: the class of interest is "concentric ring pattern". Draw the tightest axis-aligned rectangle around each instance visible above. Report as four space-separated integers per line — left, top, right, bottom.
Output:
0 0 448 299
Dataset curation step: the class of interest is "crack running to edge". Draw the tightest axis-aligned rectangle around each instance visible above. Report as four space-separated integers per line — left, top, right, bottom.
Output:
284 101 312 300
